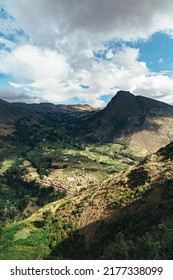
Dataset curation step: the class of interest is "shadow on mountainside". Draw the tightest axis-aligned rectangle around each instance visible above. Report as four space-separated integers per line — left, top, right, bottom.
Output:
48 177 173 260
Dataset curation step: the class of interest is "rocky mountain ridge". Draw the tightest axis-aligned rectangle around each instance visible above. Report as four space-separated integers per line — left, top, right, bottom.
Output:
86 91 173 155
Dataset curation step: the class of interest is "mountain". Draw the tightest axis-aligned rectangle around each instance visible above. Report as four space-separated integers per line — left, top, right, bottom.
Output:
13 102 98 114
1 91 173 156
1 141 173 259
56 104 99 113
0 99 97 137
86 91 173 156
0 99 26 123
0 99 27 136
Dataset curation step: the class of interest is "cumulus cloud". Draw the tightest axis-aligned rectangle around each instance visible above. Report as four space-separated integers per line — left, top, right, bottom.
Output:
1 43 173 107
1 44 172 107
132 75 173 105
0 44 70 81
1 0 173 106
2 0 173 43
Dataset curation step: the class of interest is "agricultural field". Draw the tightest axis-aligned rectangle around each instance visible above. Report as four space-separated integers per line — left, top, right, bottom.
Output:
0 134 136 226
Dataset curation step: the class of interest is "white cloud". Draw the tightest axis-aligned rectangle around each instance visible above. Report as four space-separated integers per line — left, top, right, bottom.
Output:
1 44 173 107
1 1 173 106
132 75 173 104
0 44 70 81
2 0 173 43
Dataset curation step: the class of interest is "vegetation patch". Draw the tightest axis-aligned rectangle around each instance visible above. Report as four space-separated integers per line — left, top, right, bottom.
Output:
14 228 31 241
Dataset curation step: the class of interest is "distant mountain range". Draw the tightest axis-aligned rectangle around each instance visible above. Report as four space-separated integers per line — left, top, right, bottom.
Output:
1 90 173 155
13 102 98 114
0 98 98 123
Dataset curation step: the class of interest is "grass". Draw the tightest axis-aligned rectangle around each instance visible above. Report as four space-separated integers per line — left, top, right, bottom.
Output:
45 142 135 179
0 159 16 175
14 228 31 241
0 220 51 259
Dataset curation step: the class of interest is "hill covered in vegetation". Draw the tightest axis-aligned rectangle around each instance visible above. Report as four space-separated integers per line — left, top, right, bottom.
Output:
1 141 173 259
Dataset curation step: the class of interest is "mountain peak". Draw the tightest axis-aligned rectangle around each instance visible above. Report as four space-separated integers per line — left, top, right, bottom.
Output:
107 90 172 114
105 90 140 118
110 90 135 103
87 90 173 155
116 90 134 98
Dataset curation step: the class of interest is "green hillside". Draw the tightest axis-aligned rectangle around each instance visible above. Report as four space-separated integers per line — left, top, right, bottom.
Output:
1 142 173 259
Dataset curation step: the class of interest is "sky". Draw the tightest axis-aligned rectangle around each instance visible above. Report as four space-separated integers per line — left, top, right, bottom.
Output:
1 1 173 107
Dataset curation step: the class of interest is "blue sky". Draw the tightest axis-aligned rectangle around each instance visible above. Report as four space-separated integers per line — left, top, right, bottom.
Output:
1 0 173 106
129 32 173 74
